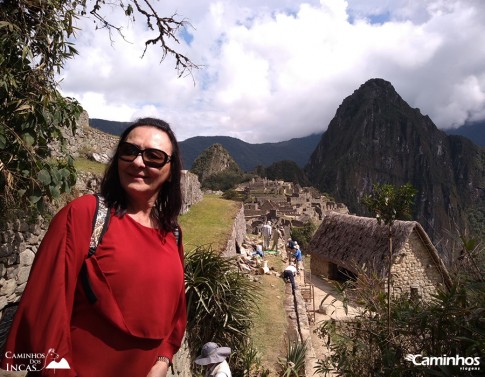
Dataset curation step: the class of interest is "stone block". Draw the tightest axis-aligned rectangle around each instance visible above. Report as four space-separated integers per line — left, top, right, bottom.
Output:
6 266 19 280
17 266 31 285
29 219 43 236
20 250 35 267
15 282 27 294
19 221 29 232
0 278 16 296
0 243 12 258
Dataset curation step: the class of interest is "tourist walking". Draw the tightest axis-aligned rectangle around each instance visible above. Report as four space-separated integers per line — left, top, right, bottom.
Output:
286 237 296 261
261 221 272 250
1 118 186 377
271 226 283 253
292 242 303 274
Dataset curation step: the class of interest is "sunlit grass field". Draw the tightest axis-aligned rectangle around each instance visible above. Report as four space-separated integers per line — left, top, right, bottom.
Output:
179 194 241 252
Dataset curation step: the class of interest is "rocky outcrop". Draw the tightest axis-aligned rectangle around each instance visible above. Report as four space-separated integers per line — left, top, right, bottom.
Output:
190 143 242 184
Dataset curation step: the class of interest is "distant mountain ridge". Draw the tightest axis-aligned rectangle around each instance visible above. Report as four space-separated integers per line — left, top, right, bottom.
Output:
88 118 483 171
88 118 322 171
178 134 321 171
89 118 131 135
446 120 485 147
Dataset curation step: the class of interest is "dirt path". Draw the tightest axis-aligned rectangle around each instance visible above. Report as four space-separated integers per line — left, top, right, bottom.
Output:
295 269 359 376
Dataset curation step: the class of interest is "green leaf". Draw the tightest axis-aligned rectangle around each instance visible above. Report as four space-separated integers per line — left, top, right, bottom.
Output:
50 169 61 184
28 195 41 204
0 135 6 148
49 185 60 198
37 169 51 185
22 133 35 147
58 168 70 179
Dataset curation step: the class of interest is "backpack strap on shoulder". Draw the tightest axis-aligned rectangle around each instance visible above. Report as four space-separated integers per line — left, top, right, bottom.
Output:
173 226 180 247
88 194 110 257
81 194 111 304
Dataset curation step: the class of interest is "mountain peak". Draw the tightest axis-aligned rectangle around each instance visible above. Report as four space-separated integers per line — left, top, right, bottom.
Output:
305 79 485 245
190 143 241 184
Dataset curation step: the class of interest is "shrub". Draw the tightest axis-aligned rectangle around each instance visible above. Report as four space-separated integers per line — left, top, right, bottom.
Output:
290 222 316 251
184 245 261 376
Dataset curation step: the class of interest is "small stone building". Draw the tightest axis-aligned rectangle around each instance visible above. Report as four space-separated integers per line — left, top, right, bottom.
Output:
308 212 452 301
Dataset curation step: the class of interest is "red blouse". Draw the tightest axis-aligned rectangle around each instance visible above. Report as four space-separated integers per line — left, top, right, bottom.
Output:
1 195 186 376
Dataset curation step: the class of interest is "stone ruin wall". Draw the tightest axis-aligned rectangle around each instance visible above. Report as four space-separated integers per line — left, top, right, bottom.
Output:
221 203 246 258
50 111 118 159
390 230 448 301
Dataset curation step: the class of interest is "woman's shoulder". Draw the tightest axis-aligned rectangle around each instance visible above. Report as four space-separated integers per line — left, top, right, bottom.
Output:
54 194 98 221
65 194 98 211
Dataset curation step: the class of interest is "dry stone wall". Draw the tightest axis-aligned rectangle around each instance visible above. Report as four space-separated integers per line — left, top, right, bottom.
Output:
221 203 246 257
391 230 448 301
50 111 118 159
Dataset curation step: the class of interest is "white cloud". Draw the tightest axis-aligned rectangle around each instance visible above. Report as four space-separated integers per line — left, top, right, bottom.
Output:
59 0 485 142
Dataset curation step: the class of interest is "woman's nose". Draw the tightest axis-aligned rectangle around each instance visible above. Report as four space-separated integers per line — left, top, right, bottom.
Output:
132 153 146 167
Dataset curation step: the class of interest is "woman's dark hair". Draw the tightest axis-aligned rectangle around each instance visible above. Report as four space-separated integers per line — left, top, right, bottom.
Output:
100 117 183 232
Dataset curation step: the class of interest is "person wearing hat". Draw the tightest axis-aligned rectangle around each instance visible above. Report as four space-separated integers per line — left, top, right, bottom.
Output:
292 242 303 274
194 342 232 377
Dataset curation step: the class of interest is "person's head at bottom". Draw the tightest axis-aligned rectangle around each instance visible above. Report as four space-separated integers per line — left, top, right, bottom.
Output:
194 342 231 368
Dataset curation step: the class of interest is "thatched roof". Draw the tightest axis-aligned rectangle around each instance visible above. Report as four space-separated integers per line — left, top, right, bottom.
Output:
308 212 452 288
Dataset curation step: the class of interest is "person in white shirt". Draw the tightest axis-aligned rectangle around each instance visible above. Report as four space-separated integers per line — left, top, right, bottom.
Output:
283 263 298 291
194 342 232 377
261 221 272 250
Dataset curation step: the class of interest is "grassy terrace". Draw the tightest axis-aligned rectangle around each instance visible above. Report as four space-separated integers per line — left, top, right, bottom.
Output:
180 195 287 373
74 157 106 175
179 194 241 252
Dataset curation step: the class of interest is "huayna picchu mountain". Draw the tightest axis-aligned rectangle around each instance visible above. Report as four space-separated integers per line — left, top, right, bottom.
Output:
305 78 485 246
190 143 243 190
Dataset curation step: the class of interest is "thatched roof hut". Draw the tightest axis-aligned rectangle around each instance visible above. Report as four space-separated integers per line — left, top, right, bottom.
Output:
308 212 452 300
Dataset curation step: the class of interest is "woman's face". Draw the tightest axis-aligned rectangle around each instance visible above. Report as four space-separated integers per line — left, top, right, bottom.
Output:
118 126 173 205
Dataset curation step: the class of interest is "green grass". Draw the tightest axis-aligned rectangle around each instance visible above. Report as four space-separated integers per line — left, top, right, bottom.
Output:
74 157 106 175
179 194 241 252
250 254 288 374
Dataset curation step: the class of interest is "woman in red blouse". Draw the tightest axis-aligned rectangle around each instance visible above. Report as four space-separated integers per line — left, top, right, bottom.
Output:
1 118 187 377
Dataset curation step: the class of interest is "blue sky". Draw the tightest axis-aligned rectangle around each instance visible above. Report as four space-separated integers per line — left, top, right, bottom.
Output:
60 0 485 143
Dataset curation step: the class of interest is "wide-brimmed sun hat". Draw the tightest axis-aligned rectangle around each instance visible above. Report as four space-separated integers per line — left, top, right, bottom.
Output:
194 342 231 365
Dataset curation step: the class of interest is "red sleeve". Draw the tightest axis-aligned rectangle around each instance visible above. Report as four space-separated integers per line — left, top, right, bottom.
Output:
156 229 187 361
1 195 96 376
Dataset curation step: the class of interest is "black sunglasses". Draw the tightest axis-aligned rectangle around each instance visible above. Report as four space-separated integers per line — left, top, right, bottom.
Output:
118 142 172 168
